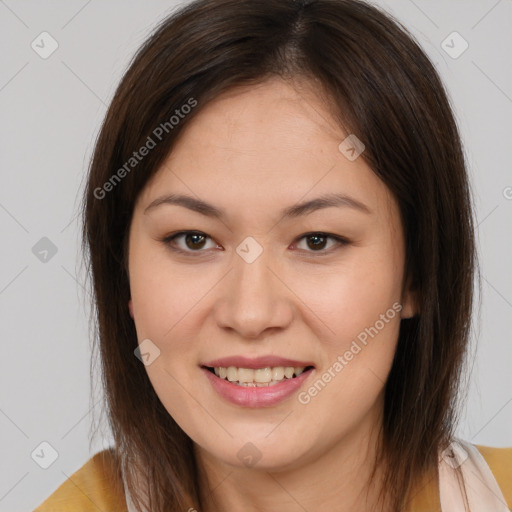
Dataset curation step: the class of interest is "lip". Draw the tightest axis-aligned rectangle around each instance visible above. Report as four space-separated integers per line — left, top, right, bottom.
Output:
201 365 315 408
202 355 315 369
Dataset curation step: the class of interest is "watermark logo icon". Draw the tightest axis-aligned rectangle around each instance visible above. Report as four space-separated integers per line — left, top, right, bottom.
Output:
31 32 59 59
236 236 263 264
441 441 468 469
31 441 59 469
441 32 469 59
338 134 365 161
134 338 161 366
237 442 262 467
32 237 58 263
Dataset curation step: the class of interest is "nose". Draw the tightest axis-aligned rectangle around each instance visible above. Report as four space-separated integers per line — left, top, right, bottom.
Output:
213 245 293 340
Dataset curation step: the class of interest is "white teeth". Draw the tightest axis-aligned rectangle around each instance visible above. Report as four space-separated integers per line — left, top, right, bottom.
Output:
211 365 309 385
254 367 272 383
272 367 285 381
227 366 238 382
294 367 304 376
284 367 294 379
238 367 254 383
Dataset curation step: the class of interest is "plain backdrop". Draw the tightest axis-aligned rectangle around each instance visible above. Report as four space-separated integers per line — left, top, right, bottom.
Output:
0 1 511 510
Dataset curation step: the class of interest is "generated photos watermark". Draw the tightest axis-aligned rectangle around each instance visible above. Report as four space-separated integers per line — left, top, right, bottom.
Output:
298 301 402 404
94 97 197 200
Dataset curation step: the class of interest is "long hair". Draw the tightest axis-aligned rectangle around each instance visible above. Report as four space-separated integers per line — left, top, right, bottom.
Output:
81 0 477 510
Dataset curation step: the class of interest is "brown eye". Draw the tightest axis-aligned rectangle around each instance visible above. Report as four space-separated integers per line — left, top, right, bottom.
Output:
162 230 348 257
183 233 207 250
305 234 329 250
163 231 218 254
294 232 348 255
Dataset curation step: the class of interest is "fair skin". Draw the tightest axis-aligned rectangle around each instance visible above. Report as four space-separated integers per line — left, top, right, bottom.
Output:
127 76 417 512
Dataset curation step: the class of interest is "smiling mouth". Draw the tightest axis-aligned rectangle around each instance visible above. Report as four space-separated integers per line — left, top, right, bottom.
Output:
203 365 315 387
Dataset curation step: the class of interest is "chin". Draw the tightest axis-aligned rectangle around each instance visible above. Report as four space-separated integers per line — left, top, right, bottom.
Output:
199 435 312 473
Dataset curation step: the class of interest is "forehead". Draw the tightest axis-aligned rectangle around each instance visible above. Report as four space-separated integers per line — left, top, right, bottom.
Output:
171 76 344 162
136 77 397 226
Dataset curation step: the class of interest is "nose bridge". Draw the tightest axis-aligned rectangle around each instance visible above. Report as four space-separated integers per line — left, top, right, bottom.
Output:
214 237 292 337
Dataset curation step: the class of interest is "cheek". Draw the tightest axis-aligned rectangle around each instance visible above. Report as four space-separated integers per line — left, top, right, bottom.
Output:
293 260 402 436
287 247 404 417
129 237 200 334
129 244 230 386
128 245 212 437
293 247 403 348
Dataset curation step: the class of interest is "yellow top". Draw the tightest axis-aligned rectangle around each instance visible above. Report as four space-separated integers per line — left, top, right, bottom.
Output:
33 444 512 511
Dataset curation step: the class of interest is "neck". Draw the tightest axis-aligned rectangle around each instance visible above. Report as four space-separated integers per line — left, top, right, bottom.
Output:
194 401 391 512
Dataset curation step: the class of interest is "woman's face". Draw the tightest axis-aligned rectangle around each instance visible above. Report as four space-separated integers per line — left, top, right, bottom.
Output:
127 77 416 471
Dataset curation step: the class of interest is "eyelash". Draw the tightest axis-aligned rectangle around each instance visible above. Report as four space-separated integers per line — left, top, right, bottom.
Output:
160 231 349 257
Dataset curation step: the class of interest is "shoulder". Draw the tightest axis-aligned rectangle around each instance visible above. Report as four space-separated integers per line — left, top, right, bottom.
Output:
475 443 512 509
33 448 127 512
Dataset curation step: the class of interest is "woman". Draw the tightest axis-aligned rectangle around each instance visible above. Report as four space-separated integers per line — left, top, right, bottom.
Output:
34 0 512 510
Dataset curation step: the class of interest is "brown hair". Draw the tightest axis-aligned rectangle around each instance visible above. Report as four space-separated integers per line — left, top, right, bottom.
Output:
81 0 477 510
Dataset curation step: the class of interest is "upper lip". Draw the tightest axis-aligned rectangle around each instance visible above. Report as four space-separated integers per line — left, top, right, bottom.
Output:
202 356 315 369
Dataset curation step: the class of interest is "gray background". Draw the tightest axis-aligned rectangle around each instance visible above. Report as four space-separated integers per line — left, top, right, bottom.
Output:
0 1 511 510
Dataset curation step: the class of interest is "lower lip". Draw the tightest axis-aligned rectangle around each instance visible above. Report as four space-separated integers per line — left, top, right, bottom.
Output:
201 366 314 408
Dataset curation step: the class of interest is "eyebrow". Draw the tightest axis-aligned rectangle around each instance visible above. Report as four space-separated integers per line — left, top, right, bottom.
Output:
143 192 372 218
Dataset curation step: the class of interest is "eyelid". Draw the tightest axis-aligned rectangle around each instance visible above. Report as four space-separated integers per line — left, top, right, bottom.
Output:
161 230 349 256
